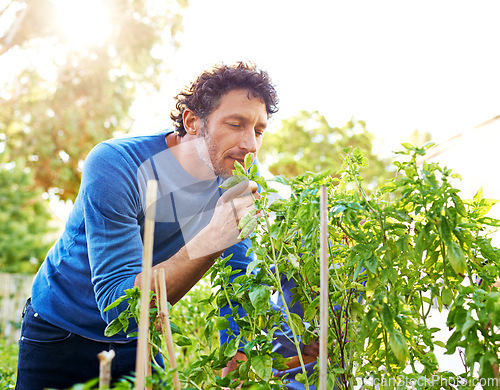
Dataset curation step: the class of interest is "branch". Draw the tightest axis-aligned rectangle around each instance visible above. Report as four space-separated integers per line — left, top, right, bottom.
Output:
0 3 28 55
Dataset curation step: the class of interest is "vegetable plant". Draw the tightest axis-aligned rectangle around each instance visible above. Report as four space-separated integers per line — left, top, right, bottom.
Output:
76 144 500 389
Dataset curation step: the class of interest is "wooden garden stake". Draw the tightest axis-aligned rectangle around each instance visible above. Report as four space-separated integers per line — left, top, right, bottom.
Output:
135 180 158 390
154 268 181 390
319 186 329 390
97 349 115 389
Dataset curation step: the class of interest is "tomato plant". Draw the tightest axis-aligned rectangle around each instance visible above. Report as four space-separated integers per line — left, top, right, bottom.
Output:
214 144 500 389
79 144 500 389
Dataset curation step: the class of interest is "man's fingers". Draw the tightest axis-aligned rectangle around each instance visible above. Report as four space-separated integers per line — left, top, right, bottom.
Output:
220 179 258 202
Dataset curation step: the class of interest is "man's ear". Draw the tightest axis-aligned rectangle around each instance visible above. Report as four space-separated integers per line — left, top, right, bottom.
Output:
183 109 200 136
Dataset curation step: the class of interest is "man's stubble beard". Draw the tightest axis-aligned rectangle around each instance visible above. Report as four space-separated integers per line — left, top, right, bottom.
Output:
197 124 232 180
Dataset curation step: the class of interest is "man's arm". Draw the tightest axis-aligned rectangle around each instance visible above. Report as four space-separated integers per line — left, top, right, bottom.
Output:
82 142 257 323
135 179 259 305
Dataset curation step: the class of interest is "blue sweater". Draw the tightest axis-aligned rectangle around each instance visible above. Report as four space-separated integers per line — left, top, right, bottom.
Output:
31 131 253 342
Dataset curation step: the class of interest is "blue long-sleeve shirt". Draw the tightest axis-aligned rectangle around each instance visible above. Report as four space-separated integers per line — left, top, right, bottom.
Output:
31 131 253 342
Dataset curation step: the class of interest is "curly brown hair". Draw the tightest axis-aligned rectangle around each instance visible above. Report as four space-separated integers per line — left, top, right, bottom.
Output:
170 61 279 137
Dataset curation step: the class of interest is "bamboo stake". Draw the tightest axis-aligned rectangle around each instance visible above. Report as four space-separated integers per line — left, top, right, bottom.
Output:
97 350 115 389
154 268 181 390
135 180 158 390
319 186 329 390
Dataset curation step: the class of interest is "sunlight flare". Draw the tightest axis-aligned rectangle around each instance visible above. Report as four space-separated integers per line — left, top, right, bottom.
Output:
53 0 112 48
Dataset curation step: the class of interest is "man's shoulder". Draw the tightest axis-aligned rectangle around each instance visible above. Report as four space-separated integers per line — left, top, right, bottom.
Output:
81 131 171 178
87 131 171 164
103 131 170 152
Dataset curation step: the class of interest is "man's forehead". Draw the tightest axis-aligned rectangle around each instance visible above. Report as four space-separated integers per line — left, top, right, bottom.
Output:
215 89 267 113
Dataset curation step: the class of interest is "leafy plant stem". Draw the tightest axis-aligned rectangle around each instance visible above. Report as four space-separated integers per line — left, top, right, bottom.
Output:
418 291 428 328
255 193 312 390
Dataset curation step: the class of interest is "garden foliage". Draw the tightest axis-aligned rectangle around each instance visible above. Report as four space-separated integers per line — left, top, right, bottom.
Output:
88 144 500 389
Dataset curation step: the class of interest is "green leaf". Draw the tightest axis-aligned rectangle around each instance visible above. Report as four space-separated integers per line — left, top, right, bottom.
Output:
103 295 128 312
441 287 453 306
104 317 124 337
249 163 258 177
414 227 428 264
478 217 500 227
479 353 496 390
215 376 231 387
169 321 181 335
238 215 258 239
249 285 271 314
215 316 230 331
175 335 192 346
438 216 453 246
239 359 251 377
461 312 476 336
451 194 467 217
251 355 273 382
246 258 262 276
244 153 253 171
288 254 300 269
304 296 320 322
238 209 257 230
473 187 483 204
224 338 238 358
288 312 306 336
271 175 290 185
445 330 462 354
331 204 346 215
219 175 247 189
189 367 207 384
447 242 467 276
365 254 378 274
381 304 394 332
312 169 332 182
295 372 307 384
349 300 363 320
366 273 377 299
389 329 409 364
233 161 247 176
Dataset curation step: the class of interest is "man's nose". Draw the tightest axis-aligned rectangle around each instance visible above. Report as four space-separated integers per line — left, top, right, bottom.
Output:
239 129 258 153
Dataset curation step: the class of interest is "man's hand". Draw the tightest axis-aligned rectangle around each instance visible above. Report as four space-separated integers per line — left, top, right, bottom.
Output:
222 350 247 377
215 178 259 245
137 179 259 306
188 179 259 258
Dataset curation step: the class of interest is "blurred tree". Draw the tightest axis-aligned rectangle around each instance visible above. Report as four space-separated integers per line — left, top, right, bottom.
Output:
259 111 391 189
0 162 54 273
0 0 188 201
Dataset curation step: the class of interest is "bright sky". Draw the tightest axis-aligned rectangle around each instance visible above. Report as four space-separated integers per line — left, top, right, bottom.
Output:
132 0 500 154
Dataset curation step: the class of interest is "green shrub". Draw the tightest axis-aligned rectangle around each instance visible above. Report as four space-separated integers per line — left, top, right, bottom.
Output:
0 338 18 389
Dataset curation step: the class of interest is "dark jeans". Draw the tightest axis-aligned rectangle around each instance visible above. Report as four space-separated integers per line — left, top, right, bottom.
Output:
15 299 138 390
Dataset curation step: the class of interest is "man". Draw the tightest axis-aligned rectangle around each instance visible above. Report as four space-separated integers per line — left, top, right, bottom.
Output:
15 61 278 389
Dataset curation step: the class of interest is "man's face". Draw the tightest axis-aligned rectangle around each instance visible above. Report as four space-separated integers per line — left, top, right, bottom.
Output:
196 88 268 179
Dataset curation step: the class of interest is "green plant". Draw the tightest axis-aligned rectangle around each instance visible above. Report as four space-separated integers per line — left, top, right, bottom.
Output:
84 144 500 389
214 144 500 389
0 338 19 389
0 164 54 273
